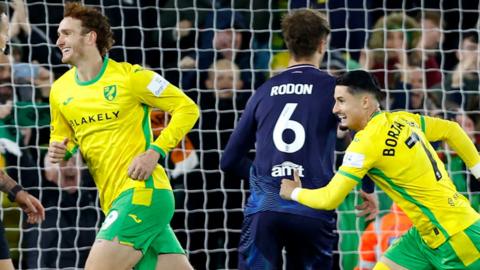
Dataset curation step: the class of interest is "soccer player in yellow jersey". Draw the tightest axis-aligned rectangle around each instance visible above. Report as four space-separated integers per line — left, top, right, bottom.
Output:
280 70 480 270
47 3 198 270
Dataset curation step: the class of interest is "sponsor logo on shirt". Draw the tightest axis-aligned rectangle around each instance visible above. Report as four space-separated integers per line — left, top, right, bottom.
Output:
103 85 117 101
147 73 169 97
342 152 365 168
69 111 120 127
271 161 305 177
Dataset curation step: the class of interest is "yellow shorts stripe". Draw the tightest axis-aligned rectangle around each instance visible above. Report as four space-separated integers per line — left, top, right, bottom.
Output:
449 230 480 266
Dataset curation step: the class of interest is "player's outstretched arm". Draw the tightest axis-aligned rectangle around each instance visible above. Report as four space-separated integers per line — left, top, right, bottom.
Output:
280 171 358 210
0 171 45 224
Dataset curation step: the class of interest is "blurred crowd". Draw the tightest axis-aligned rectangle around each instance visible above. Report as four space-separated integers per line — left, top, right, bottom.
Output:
0 0 479 269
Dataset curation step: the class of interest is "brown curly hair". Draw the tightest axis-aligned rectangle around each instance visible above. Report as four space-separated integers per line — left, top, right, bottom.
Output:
281 9 330 59
64 2 114 56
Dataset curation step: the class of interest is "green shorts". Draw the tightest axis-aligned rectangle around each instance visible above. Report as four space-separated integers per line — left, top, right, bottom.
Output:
97 188 185 269
384 220 480 270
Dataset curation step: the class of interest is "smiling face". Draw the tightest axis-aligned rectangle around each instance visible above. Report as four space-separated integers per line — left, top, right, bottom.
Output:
56 17 92 65
333 85 373 131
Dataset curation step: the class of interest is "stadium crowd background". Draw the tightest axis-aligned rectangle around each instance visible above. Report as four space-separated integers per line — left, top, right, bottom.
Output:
0 0 479 269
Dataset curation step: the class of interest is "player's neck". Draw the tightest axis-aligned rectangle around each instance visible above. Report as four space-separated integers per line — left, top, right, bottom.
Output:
75 54 104 82
359 108 381 130
288 54 321 68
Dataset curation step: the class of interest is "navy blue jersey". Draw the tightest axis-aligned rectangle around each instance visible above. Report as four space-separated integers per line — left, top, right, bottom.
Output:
221 64 338 219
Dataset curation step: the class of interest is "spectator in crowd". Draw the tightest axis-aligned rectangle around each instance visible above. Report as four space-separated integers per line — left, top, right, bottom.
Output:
0 53 53 103
414 11 443 88
0 81 50 194
355 204 413 270
389 65 439 115
437 32 480 130
187 58 248 269
360 13 421 89
157 0 211 85
179 9 264 91
22 153 99 269
10 0 63 70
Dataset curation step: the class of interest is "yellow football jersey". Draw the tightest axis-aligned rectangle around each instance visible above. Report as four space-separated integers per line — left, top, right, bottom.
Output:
338 111 480 248
49 57 199 213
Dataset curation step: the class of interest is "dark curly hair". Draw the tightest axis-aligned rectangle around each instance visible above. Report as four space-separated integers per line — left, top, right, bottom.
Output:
281 9 330 59
64 2 114 56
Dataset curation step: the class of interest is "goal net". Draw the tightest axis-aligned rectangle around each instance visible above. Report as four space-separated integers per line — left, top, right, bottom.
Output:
0 1 479 269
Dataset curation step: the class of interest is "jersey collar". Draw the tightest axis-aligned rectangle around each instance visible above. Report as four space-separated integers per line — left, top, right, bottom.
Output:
75 56 109 86
287 64 317 70
369 111 381 121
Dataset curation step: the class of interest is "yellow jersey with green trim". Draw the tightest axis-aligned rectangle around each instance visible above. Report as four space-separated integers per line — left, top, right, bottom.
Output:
49 57 199 213
338 111 480 248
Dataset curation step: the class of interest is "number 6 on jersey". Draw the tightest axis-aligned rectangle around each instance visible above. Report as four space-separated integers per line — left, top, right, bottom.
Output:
273 103 306 153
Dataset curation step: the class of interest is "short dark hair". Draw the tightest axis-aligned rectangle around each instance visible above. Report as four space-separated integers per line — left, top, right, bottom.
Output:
336 70 383 100
281 9 330 59
64 2 114 56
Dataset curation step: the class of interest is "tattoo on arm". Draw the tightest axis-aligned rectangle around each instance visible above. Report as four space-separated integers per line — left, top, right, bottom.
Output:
0 170 19 194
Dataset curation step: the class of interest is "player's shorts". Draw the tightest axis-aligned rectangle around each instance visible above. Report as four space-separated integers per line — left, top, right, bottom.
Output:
238 211 337 270
96 188 185 270
384 219 480 270
0 219 10 260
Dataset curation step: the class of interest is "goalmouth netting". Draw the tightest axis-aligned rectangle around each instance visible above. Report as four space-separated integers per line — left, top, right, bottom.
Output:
0 0 479 269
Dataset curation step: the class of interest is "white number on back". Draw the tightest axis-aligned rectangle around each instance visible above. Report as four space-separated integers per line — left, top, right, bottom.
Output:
273 103 305 153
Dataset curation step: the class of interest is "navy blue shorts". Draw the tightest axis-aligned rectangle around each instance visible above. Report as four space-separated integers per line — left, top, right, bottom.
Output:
0 219 10 260
238 211 337 270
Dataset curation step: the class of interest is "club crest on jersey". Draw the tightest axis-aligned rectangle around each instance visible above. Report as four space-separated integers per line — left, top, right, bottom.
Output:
104 85 117 101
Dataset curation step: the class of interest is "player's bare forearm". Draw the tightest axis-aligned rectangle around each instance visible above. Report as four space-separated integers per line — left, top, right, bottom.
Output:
0 170 19 194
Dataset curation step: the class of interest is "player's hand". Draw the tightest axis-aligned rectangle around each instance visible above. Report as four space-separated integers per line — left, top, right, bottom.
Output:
15 190 45 224
356 190 379 221
128 149 160 180
48 138 69 164
280 170 302 200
